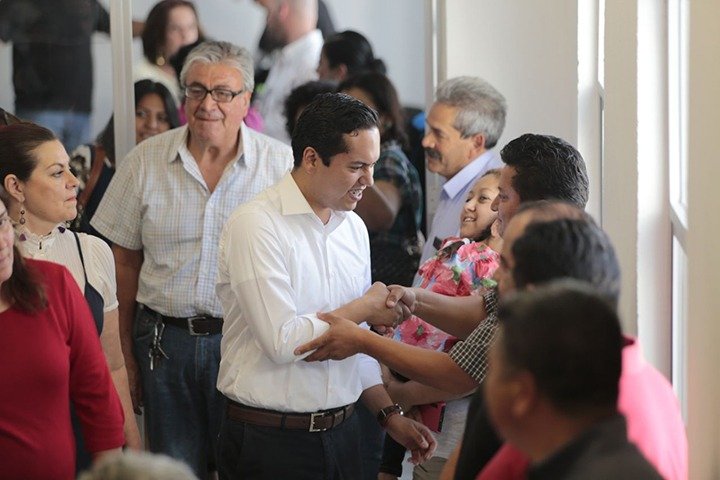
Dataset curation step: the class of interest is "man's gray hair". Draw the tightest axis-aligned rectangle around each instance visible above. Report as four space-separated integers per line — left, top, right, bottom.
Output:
180 41 255 93
435 76 507 148
77 451 198 480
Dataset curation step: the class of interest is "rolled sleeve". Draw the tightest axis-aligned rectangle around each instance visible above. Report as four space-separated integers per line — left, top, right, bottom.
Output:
448 289 501 383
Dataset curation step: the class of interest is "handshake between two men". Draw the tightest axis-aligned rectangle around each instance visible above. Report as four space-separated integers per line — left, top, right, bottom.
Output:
295 281 414 363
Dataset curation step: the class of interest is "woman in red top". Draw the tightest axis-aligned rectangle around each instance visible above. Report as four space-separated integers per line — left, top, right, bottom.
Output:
0 193 124 478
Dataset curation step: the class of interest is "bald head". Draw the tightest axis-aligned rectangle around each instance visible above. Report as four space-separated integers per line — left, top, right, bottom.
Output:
261 0 318 46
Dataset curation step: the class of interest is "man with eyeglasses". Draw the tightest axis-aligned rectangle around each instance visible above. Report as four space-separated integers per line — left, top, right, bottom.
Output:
91 41 293 478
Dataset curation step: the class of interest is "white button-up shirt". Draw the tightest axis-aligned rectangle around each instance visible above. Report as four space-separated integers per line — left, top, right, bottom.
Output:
255 29 323 144
217 173 382 412
91 123 293 317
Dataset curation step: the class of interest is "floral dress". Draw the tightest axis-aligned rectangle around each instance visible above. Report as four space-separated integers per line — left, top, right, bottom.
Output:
393 237 500 352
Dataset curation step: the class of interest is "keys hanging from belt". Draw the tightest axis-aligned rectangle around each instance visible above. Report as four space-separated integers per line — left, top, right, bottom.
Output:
149 321 169 371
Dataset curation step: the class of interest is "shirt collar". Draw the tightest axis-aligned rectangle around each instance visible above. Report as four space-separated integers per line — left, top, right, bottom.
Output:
278 172 315 216
171 123 250 169
442 149 499 198
277 172 349 227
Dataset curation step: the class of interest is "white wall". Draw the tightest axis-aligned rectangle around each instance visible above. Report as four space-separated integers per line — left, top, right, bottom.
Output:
444 0 579 150
0 0 426 140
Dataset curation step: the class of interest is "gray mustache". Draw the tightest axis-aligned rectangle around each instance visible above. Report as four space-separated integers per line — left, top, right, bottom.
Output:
424 148 441 160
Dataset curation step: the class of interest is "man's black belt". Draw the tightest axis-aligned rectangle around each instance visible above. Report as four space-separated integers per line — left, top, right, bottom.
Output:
226 399 355 432
143 305 223 336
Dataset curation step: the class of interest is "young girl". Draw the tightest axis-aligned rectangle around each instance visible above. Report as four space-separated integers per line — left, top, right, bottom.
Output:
380 169 502 480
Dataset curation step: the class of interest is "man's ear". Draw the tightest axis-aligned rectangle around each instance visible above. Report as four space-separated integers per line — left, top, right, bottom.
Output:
300 146 322 172
510 371 538 418
336 63 348 81
3 174 24 204
469 132 487 158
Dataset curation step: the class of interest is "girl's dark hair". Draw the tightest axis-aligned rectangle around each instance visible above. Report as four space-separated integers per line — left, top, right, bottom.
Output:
142 0 202 65
0 123 53 312
338 72 407 147
97 80 180 163
322 30 386 78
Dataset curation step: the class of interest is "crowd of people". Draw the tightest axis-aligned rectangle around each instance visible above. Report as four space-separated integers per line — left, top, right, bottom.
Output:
0 1 688 480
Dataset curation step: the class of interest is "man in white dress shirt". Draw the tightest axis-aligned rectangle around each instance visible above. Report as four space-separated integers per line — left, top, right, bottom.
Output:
417 76 507 277
253 0 323 143
216 93 436 479
91 41 293 478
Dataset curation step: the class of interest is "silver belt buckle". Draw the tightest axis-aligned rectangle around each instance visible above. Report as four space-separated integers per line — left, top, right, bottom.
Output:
309 412 328 432
187 316 209 336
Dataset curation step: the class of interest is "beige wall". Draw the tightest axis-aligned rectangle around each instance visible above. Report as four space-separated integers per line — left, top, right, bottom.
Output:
686 0 720 475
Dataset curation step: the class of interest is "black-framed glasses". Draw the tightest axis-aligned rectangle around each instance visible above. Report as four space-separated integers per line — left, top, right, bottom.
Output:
184 84 245 103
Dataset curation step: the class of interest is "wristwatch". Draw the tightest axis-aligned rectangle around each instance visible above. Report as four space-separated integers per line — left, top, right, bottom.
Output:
377 404 404 427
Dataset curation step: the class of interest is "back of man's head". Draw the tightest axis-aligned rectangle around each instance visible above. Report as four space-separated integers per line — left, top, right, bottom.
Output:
435 76 506 149
498 280 623 415
511 217 621 308
500 134 589 207
291 92 378 167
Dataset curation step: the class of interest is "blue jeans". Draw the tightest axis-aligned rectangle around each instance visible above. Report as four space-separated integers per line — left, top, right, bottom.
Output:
15 108 90 152
133 307 225 479
217 405 364 480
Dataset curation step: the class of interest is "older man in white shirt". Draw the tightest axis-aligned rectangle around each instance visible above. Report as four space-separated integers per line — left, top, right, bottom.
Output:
217 93 436 479
253 0 323 143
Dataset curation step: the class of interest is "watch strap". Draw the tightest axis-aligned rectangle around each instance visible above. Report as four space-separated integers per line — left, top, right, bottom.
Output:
377 404 404 427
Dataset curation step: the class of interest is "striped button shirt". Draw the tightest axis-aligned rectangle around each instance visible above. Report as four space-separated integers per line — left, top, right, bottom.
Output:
91 123 293 317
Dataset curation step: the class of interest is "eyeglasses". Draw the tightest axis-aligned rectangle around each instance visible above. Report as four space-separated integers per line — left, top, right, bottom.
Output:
184 85 245 103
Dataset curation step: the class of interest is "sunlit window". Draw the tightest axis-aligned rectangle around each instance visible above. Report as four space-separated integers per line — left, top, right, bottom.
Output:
668 0 689 418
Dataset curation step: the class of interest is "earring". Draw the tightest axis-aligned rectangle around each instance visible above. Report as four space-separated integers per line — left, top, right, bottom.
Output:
19 207 26 225
155 54 166 67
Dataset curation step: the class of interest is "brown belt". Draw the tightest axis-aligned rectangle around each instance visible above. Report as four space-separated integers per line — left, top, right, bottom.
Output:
226 400 355 432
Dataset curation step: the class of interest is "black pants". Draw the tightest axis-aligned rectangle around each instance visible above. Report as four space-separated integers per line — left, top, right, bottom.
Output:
454 390 502 480
217 407 364 480
379 435 406 477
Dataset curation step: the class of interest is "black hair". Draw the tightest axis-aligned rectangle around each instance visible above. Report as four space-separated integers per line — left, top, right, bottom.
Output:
97 80 180 163
322 30 386 78
338 72 408 148
291 92 379 168
500 134 589 207
511 218 621 308
284 80 336 138
498 279 622 414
